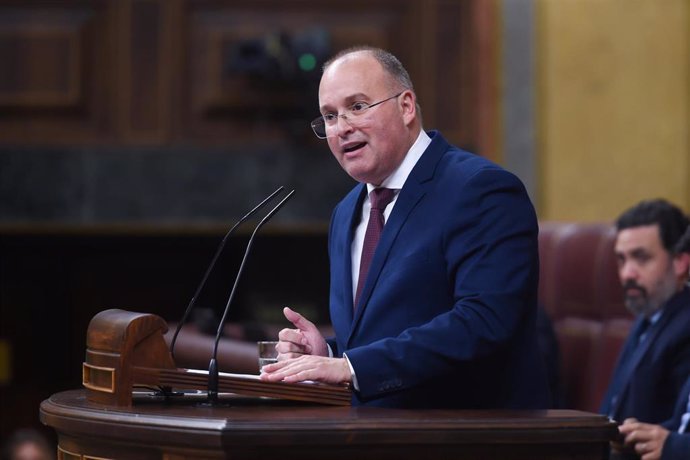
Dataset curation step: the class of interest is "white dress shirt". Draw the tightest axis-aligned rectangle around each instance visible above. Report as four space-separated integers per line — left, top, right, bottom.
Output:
341 130 431 391
350 130 432 300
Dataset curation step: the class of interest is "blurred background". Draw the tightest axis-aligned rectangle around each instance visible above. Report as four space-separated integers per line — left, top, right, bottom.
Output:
0 0 688 448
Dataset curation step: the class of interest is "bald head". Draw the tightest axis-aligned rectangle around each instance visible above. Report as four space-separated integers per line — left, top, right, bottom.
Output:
323 46 415 93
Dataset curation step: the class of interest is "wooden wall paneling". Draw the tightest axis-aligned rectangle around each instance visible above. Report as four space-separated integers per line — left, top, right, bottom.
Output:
0 26 80 107
407 0 437 140
427 0 498 160
177 0 419 145
0 0 497 156
471 0 498 162
0 0 118 144
118 0 172 144
182 3 297 143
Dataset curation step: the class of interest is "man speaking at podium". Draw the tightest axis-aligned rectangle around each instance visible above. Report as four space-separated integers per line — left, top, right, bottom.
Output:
261 46 549 409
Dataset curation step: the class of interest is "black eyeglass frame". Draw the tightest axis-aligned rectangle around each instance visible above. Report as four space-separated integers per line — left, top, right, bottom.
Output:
310 91 404 139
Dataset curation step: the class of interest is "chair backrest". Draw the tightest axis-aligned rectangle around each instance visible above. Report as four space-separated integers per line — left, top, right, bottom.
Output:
538 222 633 412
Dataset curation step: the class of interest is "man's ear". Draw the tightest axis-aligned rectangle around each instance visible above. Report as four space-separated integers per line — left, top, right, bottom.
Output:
400 90 416 124
673 252 690 278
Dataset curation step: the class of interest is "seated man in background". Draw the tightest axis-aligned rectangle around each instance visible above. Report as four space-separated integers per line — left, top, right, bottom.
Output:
601 199 690 425
616 225 690 460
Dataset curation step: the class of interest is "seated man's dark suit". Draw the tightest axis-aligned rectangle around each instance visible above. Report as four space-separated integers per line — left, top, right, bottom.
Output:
601 286 690 424
661 375 690 460
326 131 549 408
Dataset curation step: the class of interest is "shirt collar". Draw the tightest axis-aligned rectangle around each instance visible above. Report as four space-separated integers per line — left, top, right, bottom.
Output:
649 308 663 325
366 130 431 194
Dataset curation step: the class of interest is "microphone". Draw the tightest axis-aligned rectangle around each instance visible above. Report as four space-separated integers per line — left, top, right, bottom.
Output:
207 189 295 404
169 186 286 359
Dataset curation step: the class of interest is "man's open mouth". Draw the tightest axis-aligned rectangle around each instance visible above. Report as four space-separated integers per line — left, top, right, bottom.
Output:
343 142 366 153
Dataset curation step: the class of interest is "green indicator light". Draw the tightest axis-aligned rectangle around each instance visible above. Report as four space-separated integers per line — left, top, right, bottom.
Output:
298 53 317 72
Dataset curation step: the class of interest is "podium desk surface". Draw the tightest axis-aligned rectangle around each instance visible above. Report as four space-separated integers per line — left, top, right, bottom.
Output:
41 389 617 460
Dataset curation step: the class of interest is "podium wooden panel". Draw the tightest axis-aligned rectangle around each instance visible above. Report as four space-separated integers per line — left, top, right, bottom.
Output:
41 389 617 460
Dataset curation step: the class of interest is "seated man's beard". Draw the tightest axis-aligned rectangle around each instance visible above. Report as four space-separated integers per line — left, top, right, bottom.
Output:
623 275 676 317
624 291 650 316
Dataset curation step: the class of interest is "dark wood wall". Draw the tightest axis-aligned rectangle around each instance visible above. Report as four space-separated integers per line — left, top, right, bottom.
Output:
0 0 497 444
0 0 496 154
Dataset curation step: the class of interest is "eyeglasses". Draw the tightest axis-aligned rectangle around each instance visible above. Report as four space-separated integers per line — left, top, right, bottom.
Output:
310 91 404 139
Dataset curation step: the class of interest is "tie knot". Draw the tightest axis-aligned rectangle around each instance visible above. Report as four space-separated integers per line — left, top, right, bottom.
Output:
370 188 396 211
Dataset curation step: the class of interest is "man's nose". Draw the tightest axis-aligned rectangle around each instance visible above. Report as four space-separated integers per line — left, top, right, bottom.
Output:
619 261 639 282
334 114 354 136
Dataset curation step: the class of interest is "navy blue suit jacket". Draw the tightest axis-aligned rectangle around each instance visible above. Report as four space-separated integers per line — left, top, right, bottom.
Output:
601 286 690 424
661 376 690 460
326 131 549 408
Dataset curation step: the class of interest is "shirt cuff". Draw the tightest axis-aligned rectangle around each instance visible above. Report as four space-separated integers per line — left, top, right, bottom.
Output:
342 352 359 391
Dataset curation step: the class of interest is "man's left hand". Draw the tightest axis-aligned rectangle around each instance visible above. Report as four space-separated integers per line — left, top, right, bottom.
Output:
259 355 351 385
618 418 669 460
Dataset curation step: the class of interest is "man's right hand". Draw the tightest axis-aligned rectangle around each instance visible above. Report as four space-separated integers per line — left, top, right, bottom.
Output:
276 307 328 359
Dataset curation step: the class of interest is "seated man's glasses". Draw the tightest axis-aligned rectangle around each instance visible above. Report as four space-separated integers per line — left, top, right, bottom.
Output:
310 92 403 139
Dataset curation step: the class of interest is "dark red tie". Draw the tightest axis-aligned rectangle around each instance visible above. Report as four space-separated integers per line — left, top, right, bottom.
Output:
354 188 396 308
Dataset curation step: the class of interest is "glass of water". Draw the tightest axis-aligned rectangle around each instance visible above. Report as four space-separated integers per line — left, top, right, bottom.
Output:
257 341 279 371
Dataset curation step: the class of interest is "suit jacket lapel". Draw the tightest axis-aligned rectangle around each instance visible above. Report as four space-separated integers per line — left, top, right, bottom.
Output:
348 131 446 344
670 375 690 429
336 184 367 329
611 288 690 417
609 317 658 418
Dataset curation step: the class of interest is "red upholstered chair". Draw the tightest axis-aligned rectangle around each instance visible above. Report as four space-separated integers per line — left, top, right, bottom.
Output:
538 222 632 412
590 226 633 410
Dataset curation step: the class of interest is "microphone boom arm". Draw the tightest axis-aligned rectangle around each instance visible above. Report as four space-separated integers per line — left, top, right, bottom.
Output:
207 189 295 403
169 186 285 359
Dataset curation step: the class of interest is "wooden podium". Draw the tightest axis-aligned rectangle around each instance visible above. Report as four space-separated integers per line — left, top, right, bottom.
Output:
40 309 618 459
41 390 617 460
81 309 351 406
